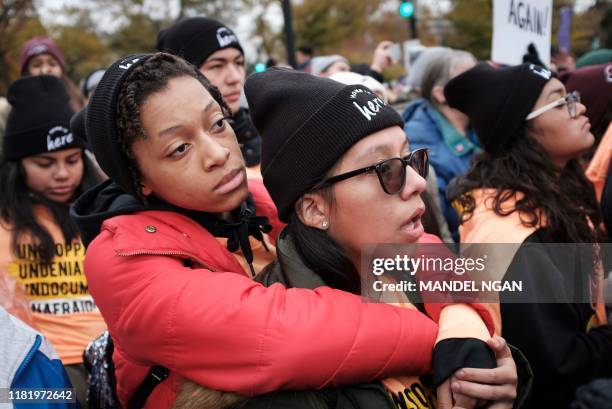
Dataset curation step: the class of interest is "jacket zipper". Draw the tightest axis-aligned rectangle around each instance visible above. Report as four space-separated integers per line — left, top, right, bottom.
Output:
13 334 42 383
116 249 216 271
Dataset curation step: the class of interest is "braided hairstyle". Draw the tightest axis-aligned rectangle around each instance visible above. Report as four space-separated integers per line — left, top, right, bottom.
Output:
115 52 231 203
454 124 605 244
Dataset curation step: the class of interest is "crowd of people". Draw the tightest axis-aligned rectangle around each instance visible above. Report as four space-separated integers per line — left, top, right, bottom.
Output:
0 13 611 409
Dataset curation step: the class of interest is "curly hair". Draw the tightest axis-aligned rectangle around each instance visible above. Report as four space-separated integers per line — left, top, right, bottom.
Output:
454 124 605 244
115 52 232 202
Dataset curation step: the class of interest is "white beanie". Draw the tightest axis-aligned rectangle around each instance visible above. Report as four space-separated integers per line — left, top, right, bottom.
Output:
329 71 388 103
310 55 349 77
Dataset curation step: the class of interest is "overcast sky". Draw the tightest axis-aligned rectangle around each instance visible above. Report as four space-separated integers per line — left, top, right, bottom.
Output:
36 0 598 62
36 0 285 60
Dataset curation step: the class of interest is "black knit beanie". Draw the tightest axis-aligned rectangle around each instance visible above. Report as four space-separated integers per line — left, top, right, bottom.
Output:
85 54 152 196
444 62 552 156
245 67 404 222
3 75 85 161
156 17 243 68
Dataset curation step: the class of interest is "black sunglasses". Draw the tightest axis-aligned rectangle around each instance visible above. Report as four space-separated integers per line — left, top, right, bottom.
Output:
313 148 429 194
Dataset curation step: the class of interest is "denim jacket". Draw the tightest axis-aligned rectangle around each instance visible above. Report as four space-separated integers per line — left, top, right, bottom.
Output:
402 98 480 241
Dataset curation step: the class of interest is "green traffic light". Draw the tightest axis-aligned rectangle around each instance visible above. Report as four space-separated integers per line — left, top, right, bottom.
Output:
399 1 414 18
255 63 266 73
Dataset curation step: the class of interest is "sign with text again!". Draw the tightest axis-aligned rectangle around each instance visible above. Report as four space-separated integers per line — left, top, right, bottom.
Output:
492 0 552 66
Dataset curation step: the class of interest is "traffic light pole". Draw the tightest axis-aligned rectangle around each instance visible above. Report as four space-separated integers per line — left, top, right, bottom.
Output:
282 0 297 68
409 16 418 39
399 1 418 40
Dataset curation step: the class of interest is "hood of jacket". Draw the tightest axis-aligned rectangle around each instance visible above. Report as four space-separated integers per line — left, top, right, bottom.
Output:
402 98 449 155
402 97 431 122
71 179 150 247
0 307 35 387
403 98 479 157
401 98 438 145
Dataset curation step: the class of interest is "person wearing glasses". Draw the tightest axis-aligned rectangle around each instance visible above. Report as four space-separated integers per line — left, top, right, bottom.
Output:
72 54 522 409
445 63 612 408
194 66 528 409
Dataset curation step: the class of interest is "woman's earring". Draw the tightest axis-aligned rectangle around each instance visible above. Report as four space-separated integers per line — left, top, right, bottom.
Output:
321 220 329 230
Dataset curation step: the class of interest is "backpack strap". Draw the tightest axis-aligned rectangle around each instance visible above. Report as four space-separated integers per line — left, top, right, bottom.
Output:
127 366 169 409
126 258 194 409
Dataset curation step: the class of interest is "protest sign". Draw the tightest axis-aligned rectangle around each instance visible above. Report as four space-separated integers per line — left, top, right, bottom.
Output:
492 0 552 66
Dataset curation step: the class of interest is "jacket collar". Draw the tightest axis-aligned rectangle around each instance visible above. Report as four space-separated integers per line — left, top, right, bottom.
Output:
73 179 274 275
103 210 248 275
256 230 328 289
429 107 480 157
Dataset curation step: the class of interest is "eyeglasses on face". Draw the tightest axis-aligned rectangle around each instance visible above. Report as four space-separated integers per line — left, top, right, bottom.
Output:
313 148 429 195
526 91 581 121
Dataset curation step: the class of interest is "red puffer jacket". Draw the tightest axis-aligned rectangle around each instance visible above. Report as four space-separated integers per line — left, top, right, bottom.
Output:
82 180 442 409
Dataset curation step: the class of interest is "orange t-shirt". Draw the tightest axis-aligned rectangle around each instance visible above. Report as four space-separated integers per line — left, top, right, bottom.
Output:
216 233 277 278
0 205 106 365
586 123 612 201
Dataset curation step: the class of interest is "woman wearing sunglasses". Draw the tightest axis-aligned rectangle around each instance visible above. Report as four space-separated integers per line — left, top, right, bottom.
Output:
177 66 532 409
445 63 612 408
